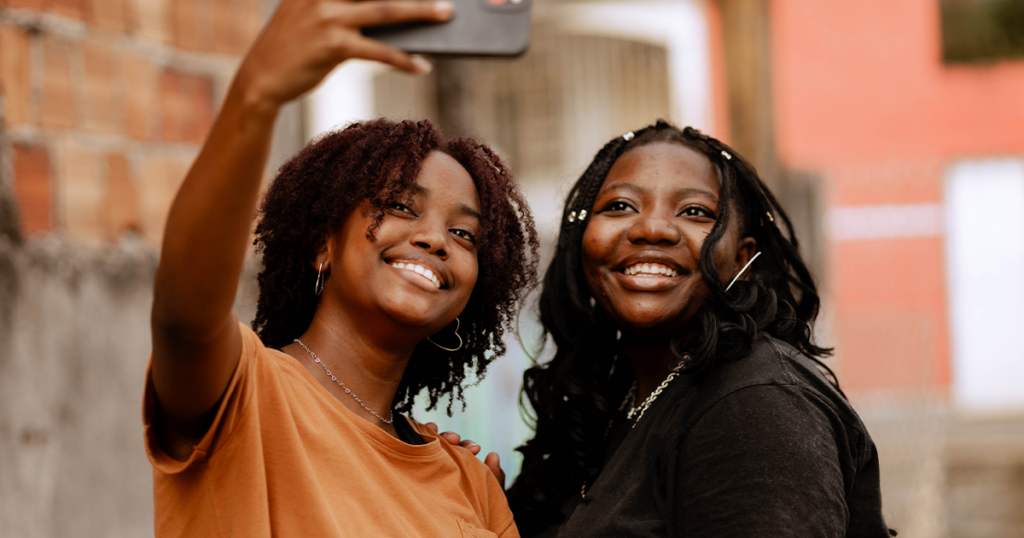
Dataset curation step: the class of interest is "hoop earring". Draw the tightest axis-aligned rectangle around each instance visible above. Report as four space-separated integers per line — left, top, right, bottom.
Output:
725 251 762 292
427 317 463 352
315 262 325 296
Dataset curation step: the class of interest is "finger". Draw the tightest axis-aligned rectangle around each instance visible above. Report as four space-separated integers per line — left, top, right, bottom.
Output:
424 422 439 433
459 439 481 455
342 36 432 74
484 452 505 487
343 0 454 28
440 431 462 445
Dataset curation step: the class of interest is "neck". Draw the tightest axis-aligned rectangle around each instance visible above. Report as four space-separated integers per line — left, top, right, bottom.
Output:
623 334 676 402
286 300 422 433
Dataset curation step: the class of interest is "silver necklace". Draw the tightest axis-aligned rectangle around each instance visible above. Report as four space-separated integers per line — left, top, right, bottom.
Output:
583 356 689 499
623 357 688 428
293 338 394 424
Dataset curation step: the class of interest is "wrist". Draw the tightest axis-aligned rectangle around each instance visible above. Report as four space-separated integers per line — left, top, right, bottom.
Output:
230 64 283 122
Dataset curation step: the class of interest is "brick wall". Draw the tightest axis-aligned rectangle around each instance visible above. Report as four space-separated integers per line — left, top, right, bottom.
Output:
0 2 288 536
0 0 265 244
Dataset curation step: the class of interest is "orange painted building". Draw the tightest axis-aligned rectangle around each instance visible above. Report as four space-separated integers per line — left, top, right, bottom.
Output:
744 0 1024 402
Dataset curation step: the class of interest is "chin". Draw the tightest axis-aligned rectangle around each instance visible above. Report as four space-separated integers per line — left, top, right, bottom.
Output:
616 311 685 336
379 296 446 329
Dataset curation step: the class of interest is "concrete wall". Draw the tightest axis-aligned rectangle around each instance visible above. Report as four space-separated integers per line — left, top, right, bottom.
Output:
0 1 297 535
0 236 262 537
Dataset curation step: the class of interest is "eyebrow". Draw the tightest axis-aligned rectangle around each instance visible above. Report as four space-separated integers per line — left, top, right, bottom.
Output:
411 184 482 221
599 183 719 202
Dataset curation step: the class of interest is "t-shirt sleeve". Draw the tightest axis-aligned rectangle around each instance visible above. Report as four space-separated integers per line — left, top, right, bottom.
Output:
142 322 259 474
666 384 849 538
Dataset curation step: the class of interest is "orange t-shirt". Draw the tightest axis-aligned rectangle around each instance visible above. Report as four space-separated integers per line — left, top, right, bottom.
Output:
143 323 518 538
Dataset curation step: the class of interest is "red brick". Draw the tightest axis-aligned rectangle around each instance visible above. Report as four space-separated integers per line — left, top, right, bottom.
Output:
232 0 263 54
81 38 123 134
160 69 213 143
139 154 189 242
105 154 141 238
4 0 45 10
57 142 106 240
123 52 156 139
47 0 87 19
212 0 235 54
169 0 198 50
130 0 169 44
12 145 52 234
88 0 129 33
0 25 35 126
40 35 77 130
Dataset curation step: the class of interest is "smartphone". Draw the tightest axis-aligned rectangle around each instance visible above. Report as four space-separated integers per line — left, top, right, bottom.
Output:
361 0 531 57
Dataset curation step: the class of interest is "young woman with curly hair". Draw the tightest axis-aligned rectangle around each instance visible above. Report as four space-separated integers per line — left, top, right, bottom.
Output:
504 121 891 537
144 0 537 536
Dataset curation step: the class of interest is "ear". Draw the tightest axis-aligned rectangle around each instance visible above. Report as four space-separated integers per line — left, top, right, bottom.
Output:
313 234 334 272
734 236 757 279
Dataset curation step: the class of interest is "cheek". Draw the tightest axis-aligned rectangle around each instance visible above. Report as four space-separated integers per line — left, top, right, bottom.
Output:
580 232 608 292
455 254 479 299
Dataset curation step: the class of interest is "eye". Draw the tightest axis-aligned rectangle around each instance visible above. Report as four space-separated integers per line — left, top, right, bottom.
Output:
388 202 415 215
600 200 636 213
450 228 477 243
679 205 716 219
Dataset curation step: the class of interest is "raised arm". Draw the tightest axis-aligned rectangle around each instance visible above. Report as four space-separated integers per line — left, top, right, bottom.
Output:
150 0 453 444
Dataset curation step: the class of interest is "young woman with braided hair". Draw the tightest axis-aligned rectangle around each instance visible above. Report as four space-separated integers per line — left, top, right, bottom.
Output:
504 121 892 537
144 0 537 535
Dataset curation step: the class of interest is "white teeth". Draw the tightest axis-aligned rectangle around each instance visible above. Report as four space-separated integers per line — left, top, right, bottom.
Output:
390 262 442 289
624 263 678 277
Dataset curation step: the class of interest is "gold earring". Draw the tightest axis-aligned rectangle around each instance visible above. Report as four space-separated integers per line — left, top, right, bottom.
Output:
427 317 463 352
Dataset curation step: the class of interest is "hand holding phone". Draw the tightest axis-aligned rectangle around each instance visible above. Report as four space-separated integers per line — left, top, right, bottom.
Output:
362 0 532 57
235 0 455 112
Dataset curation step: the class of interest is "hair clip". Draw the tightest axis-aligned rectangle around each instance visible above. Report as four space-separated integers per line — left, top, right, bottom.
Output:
568 210 577 223
721 150 732 160
766 211 774 222
578 209 587 221
623 132 634 141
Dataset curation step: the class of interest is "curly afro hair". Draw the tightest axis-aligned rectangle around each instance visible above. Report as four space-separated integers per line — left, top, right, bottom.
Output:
252 118 539 415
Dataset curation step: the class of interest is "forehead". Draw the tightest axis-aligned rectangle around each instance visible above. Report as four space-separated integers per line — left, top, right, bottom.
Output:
414 151 480 211
603 142 718 197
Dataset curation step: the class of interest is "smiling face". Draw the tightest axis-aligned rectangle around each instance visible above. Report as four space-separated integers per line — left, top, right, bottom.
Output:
319 150 481 334
581 142 755 335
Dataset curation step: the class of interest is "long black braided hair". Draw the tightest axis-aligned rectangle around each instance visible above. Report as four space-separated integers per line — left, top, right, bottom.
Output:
507 120 834 535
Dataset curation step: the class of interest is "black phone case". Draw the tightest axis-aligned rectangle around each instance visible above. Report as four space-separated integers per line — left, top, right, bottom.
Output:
361 0 531 57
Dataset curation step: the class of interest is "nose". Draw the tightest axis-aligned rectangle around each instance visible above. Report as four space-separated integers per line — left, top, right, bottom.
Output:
627 214 681 246
410 226 449 259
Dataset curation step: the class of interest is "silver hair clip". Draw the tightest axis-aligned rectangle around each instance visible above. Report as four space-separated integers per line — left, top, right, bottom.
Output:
578 209 587 221
623 132 634 141
721 150 732 160
568 211 577 223
766 211 774 223
725 252 762 292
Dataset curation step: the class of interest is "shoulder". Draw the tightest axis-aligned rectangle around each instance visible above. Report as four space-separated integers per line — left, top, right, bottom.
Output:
650 336 870 455
408 420 517 535
683 336 856 426
408 420 499 485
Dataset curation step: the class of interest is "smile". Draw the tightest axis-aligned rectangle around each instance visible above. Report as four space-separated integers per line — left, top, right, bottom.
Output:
390 261 443 289
623 262 679 278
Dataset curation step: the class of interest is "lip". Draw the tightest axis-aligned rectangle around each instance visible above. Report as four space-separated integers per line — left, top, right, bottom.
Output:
384 254 450 292
611 250 688 292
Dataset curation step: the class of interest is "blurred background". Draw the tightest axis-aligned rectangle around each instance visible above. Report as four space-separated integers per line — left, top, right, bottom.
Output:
1 0 1023 536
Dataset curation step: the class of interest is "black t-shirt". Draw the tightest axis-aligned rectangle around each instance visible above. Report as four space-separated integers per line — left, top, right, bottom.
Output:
535 336 891 538
396 414 427 445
